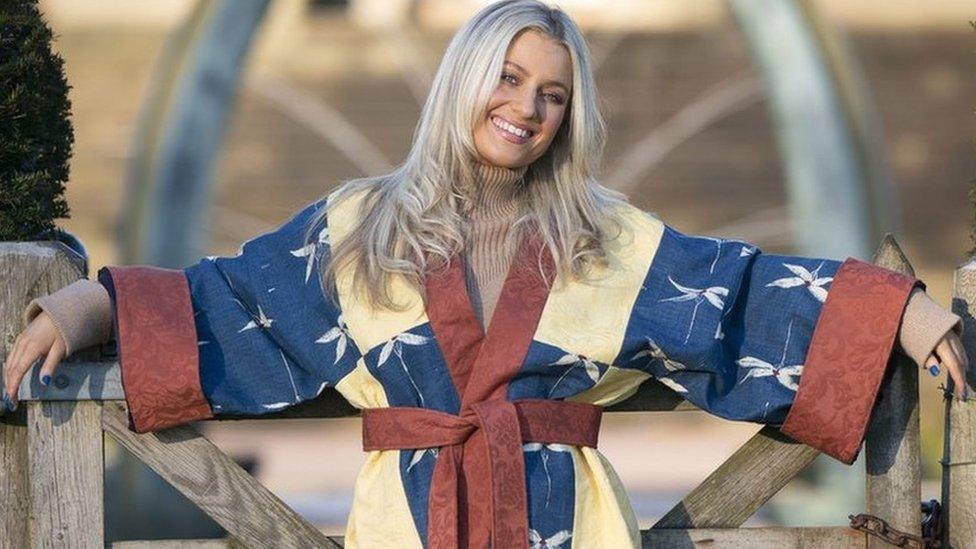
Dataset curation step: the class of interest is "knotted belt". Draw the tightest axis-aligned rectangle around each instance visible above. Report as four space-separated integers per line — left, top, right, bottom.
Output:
362 398 602 548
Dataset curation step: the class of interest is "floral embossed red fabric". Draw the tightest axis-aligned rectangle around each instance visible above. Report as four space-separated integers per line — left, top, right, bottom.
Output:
98 266 212 433
362 399 601 549
781 258 921 464
367 227 578 549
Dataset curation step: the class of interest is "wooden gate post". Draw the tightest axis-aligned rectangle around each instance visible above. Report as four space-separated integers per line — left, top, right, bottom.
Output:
943 258 976 548
0 242 104 548
864 236 921 546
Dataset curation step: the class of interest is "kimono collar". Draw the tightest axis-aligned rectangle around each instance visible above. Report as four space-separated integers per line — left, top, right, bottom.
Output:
462 162 529 219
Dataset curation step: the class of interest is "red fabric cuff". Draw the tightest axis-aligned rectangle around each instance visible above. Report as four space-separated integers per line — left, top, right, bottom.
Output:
98 266 213 433
781 258 921 464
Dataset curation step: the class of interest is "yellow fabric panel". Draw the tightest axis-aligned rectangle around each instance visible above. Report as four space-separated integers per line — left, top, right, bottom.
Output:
336 357 389 410
344 450 423 549
534 205 664 364
571 446 641 548
568 365 651 407
329 192 422 548
327 189 428 352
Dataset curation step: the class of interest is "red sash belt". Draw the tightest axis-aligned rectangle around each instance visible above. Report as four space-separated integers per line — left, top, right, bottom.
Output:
362 398 602 549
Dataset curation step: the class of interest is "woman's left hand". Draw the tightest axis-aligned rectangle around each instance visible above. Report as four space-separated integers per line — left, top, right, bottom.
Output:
924 330 970 401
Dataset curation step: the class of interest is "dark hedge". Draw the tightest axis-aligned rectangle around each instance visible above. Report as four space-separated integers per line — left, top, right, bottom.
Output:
0 0 72 241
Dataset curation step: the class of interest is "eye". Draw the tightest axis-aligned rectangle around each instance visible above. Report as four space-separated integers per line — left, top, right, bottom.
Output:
501 72 519 85
544 92 566 105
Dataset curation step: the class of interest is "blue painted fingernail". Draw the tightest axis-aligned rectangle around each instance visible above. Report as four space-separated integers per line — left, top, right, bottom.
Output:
3 394 14 412
929 365 940 377
41 375 51 386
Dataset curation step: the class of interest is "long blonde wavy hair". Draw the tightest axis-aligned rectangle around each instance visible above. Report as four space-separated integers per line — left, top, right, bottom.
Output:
309 0 631 310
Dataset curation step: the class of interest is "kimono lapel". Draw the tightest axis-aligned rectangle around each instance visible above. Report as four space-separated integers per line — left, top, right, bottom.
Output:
424 226 556 408
424 252 485 400
422 227 557 547
460 228 555 406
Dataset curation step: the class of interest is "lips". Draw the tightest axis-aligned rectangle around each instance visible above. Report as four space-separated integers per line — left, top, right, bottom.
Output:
490 115 534 145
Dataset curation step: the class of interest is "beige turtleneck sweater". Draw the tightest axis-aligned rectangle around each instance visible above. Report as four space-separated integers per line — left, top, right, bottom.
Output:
461 162 529 328
23 166 961 370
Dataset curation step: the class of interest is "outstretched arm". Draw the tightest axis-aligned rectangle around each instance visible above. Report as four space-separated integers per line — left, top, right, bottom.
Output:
3 199 360 430
622 223 965 464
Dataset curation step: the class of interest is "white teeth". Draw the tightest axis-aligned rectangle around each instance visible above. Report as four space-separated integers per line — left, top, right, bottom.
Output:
493 116 532 139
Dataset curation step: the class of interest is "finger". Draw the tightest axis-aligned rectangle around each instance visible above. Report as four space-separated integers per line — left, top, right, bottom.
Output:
37 339 65 389
4 337 24 384
937 339 966 401
949 334 970 373
948 335 971 400
5 345 41 410
3 339 18 387
924 354 941 377
3 339 27 403
5 334 21 369
1 344 16 412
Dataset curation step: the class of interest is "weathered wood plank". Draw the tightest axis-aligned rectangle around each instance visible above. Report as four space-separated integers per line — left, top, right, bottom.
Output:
864 235 920 544
110 541 234 548
1 242 86 546
110 538 336 548
0 407 28 546
944 258 976 548
20 361 698 412
27 401 104 548
653 425 820 528
101 401 339 548
641 526 866 548
18 360 123 402
108 528 867 549
606 378 699 412
109 527 865 549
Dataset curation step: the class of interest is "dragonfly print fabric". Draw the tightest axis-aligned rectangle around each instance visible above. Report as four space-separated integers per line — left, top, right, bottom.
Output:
97 189 920 549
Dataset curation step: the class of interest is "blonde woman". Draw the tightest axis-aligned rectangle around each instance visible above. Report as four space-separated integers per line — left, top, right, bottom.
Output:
4 1 967 547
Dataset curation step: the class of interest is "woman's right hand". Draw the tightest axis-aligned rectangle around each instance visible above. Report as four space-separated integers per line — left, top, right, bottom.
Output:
3 311 67 411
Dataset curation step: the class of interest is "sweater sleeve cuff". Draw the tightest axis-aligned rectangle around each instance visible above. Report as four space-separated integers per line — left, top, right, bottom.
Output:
897 288 962 367
781 258 921 465
97 266 213 433
22 279 113 356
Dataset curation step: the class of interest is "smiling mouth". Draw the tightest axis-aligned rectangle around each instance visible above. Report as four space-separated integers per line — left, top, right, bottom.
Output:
491 115 534 142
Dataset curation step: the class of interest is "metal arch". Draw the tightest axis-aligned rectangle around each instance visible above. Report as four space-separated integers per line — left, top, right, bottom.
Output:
728 0 899 259
112 0 903 535
122 0 898 264
120 0 271 267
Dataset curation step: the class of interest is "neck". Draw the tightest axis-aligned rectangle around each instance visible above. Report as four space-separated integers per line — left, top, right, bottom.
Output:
466 162 529 218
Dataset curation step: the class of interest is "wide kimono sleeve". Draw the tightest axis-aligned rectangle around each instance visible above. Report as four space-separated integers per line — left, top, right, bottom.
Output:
96 200 361 433
621 224 921 464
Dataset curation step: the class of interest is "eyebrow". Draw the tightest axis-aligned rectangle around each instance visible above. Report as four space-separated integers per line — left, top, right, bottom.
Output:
503 61 570 93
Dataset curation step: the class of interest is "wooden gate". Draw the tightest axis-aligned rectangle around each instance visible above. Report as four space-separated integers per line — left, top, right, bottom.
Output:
2 236 972 548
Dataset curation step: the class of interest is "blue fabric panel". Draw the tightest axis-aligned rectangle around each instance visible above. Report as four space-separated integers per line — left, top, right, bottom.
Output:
508 340 611 401
523 443 576 547
184 200 359 415
615 226 841 425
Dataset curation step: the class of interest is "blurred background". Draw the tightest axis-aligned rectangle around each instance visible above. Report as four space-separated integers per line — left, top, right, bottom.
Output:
33 0 975 540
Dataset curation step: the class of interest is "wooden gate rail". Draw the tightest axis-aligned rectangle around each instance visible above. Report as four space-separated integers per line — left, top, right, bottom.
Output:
2 236 963 548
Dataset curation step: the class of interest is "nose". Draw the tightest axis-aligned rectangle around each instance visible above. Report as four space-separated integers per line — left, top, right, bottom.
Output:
510 89 539 121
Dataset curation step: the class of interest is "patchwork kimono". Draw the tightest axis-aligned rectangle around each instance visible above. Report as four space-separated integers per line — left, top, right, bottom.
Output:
98 189 920 549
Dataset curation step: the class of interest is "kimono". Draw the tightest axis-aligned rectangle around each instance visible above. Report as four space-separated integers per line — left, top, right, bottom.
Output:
97 188 920 549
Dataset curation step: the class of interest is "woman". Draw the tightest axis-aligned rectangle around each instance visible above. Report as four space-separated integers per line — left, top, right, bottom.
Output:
4 1 969 547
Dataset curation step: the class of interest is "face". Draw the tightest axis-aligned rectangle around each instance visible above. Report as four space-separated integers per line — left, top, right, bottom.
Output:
472 29 573 169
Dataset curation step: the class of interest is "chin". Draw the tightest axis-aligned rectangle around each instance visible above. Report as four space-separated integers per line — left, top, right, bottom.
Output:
478 144 537 169
485 156 527 169
474 128 537 169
